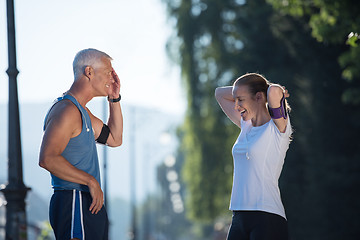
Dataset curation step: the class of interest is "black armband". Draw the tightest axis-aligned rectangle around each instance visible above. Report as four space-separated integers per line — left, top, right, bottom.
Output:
96 124 110 144
268 94 288 119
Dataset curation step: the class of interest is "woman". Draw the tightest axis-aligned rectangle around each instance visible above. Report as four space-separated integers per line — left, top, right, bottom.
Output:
215 73 292 240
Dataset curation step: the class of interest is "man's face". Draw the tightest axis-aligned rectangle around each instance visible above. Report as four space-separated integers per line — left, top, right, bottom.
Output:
92 57 114 96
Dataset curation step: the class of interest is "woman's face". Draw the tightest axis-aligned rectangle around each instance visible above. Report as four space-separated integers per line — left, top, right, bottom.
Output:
232 84 258 121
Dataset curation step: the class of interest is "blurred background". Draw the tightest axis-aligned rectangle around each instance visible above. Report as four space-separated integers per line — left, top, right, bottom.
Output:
1 0 359 239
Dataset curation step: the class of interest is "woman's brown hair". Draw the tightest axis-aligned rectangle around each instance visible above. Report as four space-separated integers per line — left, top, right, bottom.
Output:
233 73 270 98
234 73 291 112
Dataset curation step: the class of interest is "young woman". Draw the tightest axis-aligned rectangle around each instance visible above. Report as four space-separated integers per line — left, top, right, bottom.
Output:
215 73 292 240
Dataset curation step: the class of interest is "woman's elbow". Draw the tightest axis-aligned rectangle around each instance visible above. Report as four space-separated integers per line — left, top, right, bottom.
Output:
215 87 223 101
267 85 284 100
214 87 221 97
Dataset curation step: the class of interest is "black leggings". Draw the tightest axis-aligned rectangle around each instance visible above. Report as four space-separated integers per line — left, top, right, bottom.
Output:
226 211 289 240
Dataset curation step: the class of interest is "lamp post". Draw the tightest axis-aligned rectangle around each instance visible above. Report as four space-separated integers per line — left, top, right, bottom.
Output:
102 98 110 238
129 107 137 240
0 0 31 239
103 99 109 209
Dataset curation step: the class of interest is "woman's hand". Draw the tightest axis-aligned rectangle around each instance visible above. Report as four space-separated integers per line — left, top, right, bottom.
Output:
282 85 290 98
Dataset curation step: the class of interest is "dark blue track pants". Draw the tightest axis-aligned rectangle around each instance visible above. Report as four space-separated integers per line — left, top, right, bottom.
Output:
49 190 109 240
226 211 289 240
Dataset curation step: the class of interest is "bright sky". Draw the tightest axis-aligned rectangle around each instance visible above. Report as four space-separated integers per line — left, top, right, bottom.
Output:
0 0 186 115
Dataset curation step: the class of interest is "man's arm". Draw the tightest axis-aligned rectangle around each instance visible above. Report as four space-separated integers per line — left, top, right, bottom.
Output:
39 101 104 214
89 68 123 147
106 99 123 146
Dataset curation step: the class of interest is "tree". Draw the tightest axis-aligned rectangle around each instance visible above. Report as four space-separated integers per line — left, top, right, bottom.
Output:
162 0 360 239
163 0 238 223
267 0 360 104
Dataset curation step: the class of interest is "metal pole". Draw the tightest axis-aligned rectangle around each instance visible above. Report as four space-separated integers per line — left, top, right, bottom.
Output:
129 107 137 240
0 0 31 239
103 99 109 209
102 98 111 239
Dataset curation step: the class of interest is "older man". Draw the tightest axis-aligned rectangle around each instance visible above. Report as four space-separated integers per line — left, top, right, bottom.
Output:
39 48 123 239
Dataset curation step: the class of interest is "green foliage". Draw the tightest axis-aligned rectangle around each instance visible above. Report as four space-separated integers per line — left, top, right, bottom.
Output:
37 221 53 240
267 0 359 43
267 0 360 104
346 32 359 47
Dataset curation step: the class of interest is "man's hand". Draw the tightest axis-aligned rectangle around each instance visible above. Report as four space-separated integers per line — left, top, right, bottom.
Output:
88 178 104 214
109 68 121 99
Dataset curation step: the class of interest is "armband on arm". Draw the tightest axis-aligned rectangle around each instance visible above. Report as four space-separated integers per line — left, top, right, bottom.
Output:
96 124 110 144
268 95 288 119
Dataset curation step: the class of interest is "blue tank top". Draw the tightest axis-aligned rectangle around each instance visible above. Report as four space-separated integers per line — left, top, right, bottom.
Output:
43 94 101 192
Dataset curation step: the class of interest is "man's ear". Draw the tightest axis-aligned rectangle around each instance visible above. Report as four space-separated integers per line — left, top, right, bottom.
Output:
84 66 93 80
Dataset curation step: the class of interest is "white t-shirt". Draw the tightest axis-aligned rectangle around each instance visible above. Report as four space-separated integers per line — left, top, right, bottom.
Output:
229 117 292 219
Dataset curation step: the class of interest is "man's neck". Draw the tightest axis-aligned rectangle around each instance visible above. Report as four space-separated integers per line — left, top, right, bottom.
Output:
67 80 92 107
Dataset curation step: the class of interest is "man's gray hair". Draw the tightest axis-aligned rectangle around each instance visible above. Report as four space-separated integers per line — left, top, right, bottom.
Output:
73 48 112 78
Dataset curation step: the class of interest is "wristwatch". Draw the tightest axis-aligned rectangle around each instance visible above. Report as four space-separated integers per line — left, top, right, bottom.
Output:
108 94 121 102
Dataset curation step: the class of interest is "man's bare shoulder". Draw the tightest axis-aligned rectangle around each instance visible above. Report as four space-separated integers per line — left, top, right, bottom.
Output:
45 100 81 130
